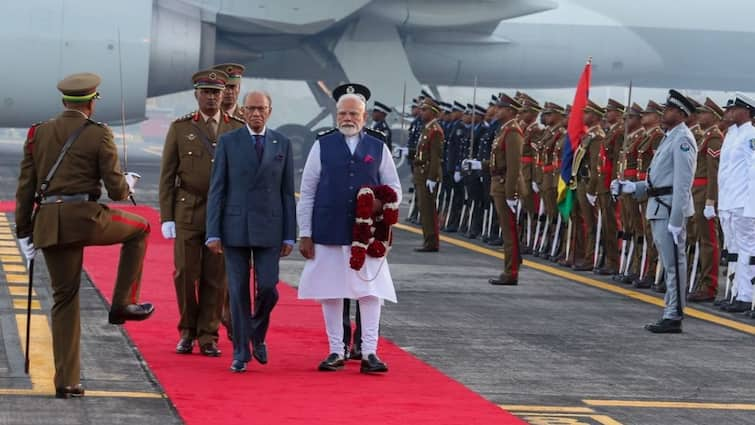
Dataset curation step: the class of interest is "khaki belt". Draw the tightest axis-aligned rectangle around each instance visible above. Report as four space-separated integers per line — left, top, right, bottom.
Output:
40 193 92 204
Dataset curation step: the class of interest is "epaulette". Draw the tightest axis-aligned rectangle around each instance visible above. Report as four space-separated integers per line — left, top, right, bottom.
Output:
174 111 197 123
364 127 386 138
86 118 107 127
229 114 245 125
26 122 43 141
316 128 337 138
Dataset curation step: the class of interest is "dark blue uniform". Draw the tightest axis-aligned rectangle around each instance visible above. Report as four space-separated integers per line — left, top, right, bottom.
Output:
369 119 392 151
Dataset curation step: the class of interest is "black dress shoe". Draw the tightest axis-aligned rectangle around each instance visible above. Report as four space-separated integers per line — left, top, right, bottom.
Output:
487 237 503 246
175 338 193 354
55 384 85 399
572 263 592 272
595 266 618 276
652 283 667 293
644 318 682 334
229 359 247 373
444 227 458 233
489 276 518 286
252 342 268 365
633 278 652 289
360 354 388 374
200 342 221 357
465 233 479 239
620 273 638 284
723 300 751 313
108 303 155 325
713 298 730 307
687 291 715 303
318 353 345 371
414 247 439 252
349 346 363 361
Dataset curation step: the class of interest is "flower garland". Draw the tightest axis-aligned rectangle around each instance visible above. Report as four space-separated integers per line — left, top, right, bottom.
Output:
349 185 400 271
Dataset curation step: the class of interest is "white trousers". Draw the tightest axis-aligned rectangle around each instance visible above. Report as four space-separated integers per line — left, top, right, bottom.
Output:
322 296 381 356
720 209 755 303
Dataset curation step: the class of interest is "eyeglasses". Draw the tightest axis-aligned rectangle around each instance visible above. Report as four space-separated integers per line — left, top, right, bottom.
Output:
243 105 270 113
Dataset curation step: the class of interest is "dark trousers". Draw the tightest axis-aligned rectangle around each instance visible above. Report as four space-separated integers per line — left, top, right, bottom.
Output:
224 245 280 362
463 172 484 235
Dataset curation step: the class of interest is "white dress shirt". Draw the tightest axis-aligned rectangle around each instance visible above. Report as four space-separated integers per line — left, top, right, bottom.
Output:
719 121 755 212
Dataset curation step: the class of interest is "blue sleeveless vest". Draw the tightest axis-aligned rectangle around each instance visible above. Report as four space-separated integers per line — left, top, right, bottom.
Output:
312 130 384 245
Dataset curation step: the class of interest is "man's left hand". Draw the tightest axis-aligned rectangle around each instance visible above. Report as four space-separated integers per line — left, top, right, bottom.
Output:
207 240 223 255
586 193 597 207
124 172 141 193
280 243 293 258
667 224 682 245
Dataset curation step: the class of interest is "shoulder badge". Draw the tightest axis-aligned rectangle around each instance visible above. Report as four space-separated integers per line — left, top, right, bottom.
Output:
707 147 720 158
174 112 195 123
750 138 755 151
316 128 337 139
364 127 386 138
26 122 42 140
230 115 245 124
680 142 691 152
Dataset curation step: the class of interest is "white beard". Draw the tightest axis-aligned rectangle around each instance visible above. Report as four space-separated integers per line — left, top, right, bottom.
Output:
338 125 360 137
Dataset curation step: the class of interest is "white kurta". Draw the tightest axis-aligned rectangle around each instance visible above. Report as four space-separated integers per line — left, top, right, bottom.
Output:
297 133 402 303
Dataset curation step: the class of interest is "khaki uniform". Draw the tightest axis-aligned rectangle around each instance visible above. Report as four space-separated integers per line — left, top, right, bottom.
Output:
689 125 722 297
15 110 149 389
572 125 604 267
538 124 565 220
159 110 244 344
229 104 245 122
490 119 523 279
413 118 444 249
594 121 624 272
618 127 646 278
636 126 665 282
521 121 542 215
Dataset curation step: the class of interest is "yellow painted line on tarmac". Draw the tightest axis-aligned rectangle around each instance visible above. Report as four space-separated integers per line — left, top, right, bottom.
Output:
3 264 26 273
516 413 624 425
0 235 14 240
1 255 24 263
0 389 164 399
0 240 17 247
394 223 755 336
14 314 55 393
7 286 29 296
13 299 40 310
5 273 28 284
501 405 595 413
0 247 19 255
584 399 755 410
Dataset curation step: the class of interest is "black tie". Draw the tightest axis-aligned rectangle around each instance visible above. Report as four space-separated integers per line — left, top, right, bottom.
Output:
254 134 264 159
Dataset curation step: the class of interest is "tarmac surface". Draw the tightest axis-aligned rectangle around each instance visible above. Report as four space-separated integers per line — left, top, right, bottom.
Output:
0 140 754 425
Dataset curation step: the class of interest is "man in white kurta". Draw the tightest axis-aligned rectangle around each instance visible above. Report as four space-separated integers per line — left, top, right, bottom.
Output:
298 86 401 373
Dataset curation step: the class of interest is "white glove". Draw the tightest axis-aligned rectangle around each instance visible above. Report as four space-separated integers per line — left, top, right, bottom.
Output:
610 179 636 196
468 160 482 171
703 205 716 220
668 223 682 245
461 159 471 171
18 236 36 264
161 221 176 239
532 182 540 193
124 172 141 193
453 171 462 183
426 180 437 192
506 198 518 213
586 193 597 207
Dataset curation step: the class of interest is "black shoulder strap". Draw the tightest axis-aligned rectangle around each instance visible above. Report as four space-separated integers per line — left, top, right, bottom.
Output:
190 122 216 158
37 122 90 200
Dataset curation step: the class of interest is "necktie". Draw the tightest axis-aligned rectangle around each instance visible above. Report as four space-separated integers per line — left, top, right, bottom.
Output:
208 118 217 139
254 134 264 159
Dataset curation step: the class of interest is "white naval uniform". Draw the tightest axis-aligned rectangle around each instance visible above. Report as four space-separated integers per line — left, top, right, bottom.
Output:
718 122 755 302
297 135 402 302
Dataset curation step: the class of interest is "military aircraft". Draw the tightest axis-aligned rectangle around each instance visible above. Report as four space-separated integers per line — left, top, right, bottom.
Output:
2 0 755 139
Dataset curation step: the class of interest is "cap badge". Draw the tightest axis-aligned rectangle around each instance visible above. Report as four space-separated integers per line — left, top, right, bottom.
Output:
188 133 196 141
209 72 216 80
347 86 355 94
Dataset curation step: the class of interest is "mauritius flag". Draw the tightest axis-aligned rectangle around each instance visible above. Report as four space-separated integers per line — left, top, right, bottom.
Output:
557 59 592 219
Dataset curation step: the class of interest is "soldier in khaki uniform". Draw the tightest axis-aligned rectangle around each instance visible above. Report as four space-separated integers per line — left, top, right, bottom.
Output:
15 73 154 398
213 63 246 121
516 93 543 253
634 101 665 289
535 103 566 257
687 98 724 302
593 99 624 275
159 70 245 356
571 100 604 271
488 94 524 285
615 103 646 283
413 98 445 252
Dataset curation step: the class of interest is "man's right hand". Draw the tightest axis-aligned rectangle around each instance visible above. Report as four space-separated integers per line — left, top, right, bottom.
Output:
299 237 315 260
18 236 36 265
453 171 462 183
207 240 223 255
532 182 539 193
161 221 176 239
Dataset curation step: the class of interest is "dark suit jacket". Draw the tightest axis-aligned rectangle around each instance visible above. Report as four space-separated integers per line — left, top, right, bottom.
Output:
206 127 296 247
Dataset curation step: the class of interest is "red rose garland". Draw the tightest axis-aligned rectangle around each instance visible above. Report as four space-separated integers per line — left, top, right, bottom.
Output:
350 185 399 271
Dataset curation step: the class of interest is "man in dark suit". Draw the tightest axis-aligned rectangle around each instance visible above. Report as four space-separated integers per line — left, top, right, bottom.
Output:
206 91 296 372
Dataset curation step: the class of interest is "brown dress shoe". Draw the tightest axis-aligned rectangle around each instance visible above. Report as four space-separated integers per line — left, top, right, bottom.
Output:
572 263 592 271
489 275 518 286
55 384 85 399
687 291 715 303
200 342 222 357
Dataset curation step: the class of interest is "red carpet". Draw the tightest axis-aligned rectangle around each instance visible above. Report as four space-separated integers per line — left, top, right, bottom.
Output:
3 202 524 424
